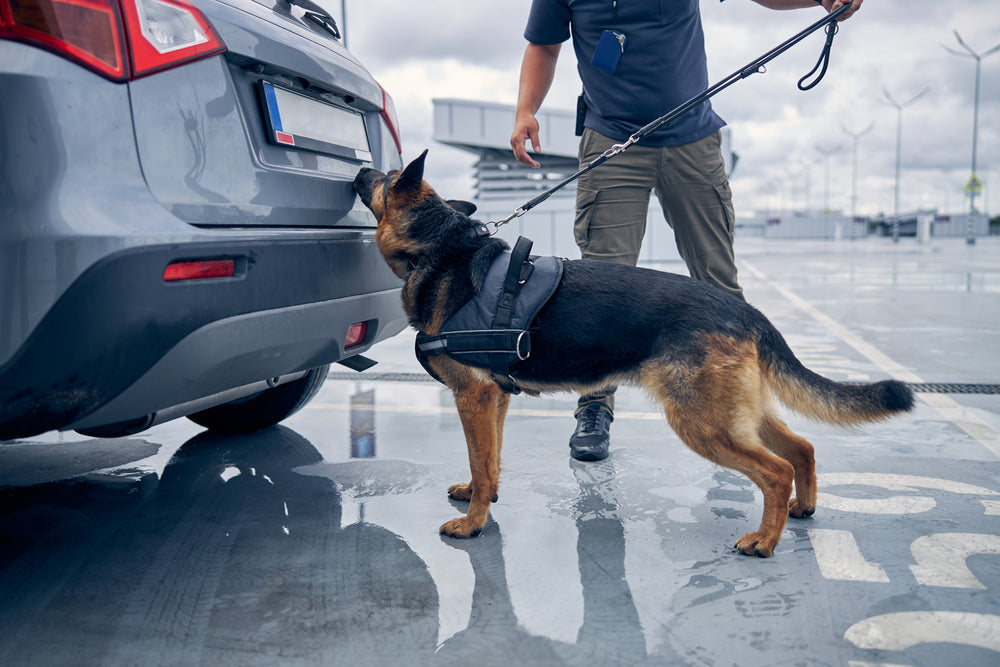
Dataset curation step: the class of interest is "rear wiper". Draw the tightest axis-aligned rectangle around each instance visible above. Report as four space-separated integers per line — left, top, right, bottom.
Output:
279 0 341 40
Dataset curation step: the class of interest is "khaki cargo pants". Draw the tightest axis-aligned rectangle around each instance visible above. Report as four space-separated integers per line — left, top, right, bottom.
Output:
573 127 744 416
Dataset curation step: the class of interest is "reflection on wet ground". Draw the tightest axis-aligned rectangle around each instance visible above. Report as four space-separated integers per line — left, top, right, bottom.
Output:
2 238 999 665
1 428 441 664
0 421 698 664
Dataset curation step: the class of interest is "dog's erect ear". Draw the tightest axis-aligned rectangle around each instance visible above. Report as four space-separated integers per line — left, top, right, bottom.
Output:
395 149 428 192
446 200 477 216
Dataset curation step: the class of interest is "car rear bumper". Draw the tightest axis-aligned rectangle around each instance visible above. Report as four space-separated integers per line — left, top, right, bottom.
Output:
0 235 406 439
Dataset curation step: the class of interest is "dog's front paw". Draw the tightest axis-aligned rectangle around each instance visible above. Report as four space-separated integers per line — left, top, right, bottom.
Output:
788 498 816 518
448 483 498 503
734 531 777 558
440 517 484 539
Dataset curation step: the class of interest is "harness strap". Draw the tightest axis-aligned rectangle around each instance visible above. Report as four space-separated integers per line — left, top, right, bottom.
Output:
415 329 531 393
491 237 534 329
414 336 447 385
488 237 534 393
417 330 531 360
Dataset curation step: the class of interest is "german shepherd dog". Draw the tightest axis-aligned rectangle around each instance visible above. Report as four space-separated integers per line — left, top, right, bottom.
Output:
354 151 914 557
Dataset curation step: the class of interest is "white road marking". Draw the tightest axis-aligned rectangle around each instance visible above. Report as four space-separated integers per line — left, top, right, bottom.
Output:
811 474 999 584
845 611 1000 652
909 533 1000 589
982 500 1000 515
816 472 1000 515
815 492 937 515
741 260 1000 458
818 472 1000 496
806 529 889 582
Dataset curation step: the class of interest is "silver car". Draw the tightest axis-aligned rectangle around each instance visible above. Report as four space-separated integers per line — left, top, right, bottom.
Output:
0 0 407 438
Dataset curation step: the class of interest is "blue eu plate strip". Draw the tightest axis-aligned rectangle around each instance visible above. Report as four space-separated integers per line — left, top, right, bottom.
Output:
263 83 283 131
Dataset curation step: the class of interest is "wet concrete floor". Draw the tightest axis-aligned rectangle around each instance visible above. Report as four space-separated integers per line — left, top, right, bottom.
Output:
1 237 999 666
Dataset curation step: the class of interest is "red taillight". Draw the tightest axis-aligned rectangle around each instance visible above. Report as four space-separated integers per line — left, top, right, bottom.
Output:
0 0 128 79
378 83 402 154
344 322 367 349
0 0 225 81
163 258 235 282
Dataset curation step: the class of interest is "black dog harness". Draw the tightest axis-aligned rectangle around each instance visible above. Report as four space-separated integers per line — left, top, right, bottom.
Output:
415 237 563 394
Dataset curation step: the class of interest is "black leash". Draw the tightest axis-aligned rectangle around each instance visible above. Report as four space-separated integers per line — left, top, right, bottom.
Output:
486 1 853 234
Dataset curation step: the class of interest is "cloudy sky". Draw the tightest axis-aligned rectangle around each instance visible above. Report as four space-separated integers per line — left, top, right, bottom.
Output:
340 0 998 219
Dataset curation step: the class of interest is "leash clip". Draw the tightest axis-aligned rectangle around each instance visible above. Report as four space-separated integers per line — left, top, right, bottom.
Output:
485 207 526 236
596 139 634 164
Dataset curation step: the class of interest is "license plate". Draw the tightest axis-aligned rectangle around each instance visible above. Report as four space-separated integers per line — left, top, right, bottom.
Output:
260 81 372 162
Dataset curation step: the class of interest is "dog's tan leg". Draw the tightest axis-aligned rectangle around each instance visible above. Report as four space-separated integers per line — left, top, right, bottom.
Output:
759 415 817 518
727 448 795 557
446 390 509 503
648 350 795 557
495 390 510 464
669 415 794 557
440 380 505 538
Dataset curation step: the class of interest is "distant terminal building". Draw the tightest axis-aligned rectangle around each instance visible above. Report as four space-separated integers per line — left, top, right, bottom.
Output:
432 98 579 205
736 209 989 241
431 99 983 256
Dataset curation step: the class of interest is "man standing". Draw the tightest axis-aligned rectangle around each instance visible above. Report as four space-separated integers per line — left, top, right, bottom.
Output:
510 0 862 461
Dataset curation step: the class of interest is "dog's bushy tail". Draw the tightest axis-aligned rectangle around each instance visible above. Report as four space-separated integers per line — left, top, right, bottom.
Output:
757 327 915 425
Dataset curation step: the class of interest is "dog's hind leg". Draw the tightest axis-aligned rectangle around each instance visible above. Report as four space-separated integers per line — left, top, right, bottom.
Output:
647 355 795 557
668 413 794 557
441 379 507 538
758 415 817 519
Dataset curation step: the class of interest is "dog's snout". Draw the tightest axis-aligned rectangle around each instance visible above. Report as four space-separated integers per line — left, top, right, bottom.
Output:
353 167 384 207
355 167 382 182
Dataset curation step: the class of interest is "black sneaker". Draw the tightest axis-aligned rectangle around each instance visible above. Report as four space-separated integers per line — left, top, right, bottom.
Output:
569 403 612 461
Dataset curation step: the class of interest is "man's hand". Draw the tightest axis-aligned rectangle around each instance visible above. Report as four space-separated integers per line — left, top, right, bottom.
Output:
752 1 861 19
510 43 560 168
511 112 542 168
822 0 861 20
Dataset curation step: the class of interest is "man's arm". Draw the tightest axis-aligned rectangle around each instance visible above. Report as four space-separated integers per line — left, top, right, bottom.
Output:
510 42 561 168
750 0 862 20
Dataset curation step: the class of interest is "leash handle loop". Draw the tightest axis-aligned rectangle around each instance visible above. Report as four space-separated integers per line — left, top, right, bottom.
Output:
798 22 838 91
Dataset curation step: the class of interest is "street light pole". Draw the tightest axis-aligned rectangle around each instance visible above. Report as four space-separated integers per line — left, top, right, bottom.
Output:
944 31 1000 245
341 0 348 48
841 122 874 222
880 87 930 243
815 143 842 217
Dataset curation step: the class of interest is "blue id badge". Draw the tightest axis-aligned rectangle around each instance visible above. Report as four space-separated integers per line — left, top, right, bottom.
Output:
591 30 626 74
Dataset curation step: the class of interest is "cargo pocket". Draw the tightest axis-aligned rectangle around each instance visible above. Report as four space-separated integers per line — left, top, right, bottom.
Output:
574 185 601 254
713 180 736 236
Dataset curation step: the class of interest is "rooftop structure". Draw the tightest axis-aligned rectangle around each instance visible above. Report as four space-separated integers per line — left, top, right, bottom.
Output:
433 98 579 203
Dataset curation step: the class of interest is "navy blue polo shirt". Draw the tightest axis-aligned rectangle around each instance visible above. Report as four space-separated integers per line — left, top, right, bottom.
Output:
524 0 725 147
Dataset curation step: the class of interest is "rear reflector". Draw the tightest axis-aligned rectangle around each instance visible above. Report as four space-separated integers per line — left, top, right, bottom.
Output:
163 258 235 282
345 322 367 349
121 0 225 79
